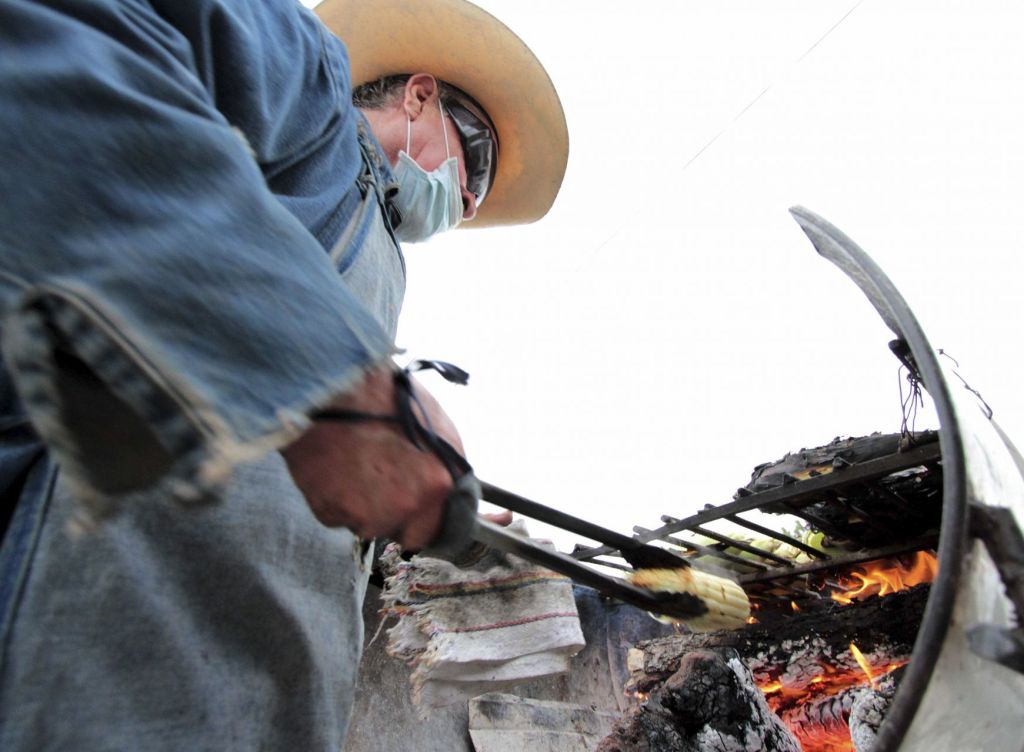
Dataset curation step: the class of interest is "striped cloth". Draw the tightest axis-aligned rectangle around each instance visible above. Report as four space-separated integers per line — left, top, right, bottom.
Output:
379 522 586 709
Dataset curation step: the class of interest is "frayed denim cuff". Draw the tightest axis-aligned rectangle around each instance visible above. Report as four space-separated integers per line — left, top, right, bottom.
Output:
2 282 393 528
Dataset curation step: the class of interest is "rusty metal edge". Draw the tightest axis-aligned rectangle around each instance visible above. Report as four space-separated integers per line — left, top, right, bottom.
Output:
789 205 969 752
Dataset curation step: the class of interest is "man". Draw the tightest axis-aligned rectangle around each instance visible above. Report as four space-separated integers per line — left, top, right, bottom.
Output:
0 0 567 749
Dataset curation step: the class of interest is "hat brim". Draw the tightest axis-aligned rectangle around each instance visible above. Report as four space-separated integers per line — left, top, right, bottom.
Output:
316 0 568 228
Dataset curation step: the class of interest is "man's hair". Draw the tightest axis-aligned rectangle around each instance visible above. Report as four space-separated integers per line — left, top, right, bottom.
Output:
352 74 460 110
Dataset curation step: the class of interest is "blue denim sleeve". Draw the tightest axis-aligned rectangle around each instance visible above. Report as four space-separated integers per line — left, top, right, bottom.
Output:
0 0 392 520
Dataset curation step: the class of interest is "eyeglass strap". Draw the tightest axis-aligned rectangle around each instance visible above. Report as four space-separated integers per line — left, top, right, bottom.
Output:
312 360 472 483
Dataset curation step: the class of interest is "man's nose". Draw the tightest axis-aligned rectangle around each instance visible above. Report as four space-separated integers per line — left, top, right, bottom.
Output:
461 188 478 221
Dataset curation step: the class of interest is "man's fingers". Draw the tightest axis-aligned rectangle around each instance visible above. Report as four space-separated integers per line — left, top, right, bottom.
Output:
282 365 471 549
482 510 513 526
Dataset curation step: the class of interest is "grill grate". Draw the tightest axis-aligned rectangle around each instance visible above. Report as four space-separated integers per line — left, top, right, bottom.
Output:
572 435 943 600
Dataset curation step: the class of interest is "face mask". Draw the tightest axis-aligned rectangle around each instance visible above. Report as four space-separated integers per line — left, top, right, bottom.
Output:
391 100 463 243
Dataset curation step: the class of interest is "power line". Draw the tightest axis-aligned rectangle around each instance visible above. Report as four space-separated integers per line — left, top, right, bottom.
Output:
680 0 865 172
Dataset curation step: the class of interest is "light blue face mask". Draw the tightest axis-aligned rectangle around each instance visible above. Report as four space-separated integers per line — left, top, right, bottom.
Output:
391 100 463 244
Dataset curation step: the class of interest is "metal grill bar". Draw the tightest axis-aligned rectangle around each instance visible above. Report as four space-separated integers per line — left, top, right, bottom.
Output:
633 527 766 572
846 498 898 537
684 524 795 567
738 536 939 586
873 484 925 520
587 558 632 573
774 502 849 540
720 514 829 560
572 440 941 562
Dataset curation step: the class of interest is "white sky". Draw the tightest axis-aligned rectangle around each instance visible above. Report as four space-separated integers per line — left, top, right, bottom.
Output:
321 1 1024 552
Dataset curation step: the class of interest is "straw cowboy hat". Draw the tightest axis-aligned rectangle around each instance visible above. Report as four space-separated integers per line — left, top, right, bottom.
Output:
316 0 568 228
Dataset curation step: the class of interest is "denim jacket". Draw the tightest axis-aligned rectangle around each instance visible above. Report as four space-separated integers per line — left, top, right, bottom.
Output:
0 0 395 521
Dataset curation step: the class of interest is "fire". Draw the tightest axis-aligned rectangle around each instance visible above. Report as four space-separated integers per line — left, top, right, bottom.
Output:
756 652 911 751
831 551 937 605
748 554 932 752
849 642 877 689
625 687 650 704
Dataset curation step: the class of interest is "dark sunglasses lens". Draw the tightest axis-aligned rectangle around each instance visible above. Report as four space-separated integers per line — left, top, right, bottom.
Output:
447 103 497 205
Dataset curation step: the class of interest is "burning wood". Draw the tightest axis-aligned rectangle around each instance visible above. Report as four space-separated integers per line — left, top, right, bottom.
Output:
779 685 860 751
597 433 945 751
607 585 930 752
830 551 937 605
596 648 801 752
847 666 905 752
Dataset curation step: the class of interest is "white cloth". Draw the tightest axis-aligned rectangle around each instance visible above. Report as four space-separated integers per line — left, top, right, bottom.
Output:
379 523 586 708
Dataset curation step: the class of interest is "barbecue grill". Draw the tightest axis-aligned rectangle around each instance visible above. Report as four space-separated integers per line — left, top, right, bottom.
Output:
346 207 1023 752
570 207 1024 751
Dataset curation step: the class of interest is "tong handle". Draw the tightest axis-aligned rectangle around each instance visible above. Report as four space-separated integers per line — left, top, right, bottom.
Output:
479 480 690 570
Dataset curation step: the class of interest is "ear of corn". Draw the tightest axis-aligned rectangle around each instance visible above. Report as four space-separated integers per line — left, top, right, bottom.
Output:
628 567 751 632
672 525 835 571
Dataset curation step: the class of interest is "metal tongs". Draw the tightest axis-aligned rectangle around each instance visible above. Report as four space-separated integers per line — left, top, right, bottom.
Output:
314 360 714 622
467 479 713 621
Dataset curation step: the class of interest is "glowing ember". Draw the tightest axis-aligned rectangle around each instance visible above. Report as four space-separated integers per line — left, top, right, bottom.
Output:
791 600 801 613
625 686 650 704
756 654 910 751
831 551 937 605
746 616 759 624
849 642 877 689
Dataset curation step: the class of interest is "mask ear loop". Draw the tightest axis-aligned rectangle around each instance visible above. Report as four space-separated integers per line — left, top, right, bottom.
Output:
438 98 451 160
404 99 451 159
438 98 464 226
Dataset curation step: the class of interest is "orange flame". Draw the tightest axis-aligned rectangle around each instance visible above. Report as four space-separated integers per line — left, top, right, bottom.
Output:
831 551 937 605
849 642 877 689
790 600 801 613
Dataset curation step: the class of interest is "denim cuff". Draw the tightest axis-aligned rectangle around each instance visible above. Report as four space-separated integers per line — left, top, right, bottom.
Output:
2 282 392 528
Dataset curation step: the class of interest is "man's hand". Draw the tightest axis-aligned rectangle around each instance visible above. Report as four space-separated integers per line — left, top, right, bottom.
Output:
281 365 463 551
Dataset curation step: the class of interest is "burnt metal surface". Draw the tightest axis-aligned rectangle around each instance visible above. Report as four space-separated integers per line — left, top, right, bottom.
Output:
966 503 1024 674
572 439 942 566
788 206 969 752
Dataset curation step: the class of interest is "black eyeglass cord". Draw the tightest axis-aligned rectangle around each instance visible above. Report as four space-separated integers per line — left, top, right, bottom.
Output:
311 359 482 560
312 359 473 483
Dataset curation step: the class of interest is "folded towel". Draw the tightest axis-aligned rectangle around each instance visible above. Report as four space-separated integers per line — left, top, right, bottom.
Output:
379 522 586 709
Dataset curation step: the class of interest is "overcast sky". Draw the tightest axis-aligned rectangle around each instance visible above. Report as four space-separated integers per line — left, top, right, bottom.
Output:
317 1 1024 552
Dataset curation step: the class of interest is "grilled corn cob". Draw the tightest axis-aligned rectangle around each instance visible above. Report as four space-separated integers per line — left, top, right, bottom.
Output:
629 566 751 632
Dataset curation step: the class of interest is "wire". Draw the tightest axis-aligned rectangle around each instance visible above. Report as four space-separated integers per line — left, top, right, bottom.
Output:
679 0 866 173
938 349 994 419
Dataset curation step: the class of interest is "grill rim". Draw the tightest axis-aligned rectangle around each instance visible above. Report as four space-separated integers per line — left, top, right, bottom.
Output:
788 206 969 752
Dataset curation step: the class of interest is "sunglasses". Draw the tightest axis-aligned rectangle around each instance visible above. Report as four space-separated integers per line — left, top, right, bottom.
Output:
445 99 498 207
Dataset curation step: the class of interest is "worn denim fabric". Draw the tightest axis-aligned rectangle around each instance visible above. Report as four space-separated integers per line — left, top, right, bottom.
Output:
0 0 409 749
0 0 394 516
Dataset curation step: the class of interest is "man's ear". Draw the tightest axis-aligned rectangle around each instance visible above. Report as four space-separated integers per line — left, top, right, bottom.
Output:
402 73 439 120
